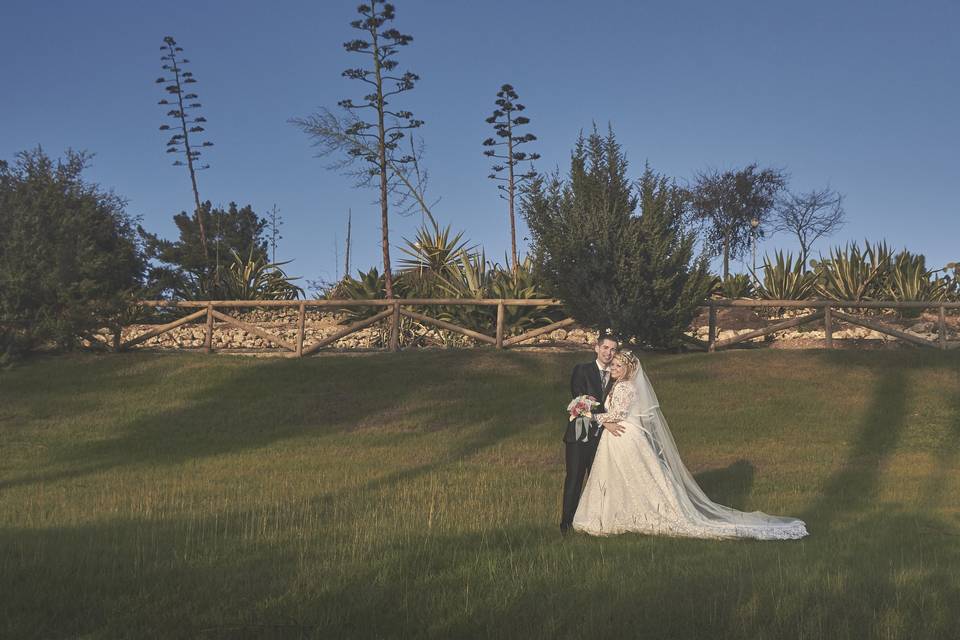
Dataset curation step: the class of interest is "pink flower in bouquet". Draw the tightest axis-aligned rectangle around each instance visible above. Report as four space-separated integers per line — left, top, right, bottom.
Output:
566 395 599 421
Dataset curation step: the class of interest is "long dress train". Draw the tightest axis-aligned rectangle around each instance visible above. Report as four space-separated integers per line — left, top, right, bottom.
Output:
572 365 808 540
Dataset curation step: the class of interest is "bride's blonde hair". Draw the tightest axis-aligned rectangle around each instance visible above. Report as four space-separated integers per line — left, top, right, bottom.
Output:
613 350 640 381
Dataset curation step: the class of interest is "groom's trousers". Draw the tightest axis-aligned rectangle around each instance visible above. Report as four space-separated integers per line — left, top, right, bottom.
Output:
561 438 599 529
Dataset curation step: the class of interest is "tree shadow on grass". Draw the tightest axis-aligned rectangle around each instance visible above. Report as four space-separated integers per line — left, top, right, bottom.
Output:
0 350 557 492
0 512 305 639
1 353 185 423
295 351 960 639
801 366 909 529
7 508 957 639
918 364 960 514
778 351 960 638
291 350 960 637
0 349 567 638
5 351 960 638
693 459 755 511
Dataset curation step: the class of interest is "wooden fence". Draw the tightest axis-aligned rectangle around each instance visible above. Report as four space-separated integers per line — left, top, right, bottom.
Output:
117 299 960 356
694 300 960 352
126 299 573 356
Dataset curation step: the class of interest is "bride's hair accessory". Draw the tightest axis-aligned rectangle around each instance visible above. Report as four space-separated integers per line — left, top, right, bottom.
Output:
613 350 640 379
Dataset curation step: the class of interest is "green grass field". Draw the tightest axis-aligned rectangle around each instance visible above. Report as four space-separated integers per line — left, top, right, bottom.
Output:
2 348 959 639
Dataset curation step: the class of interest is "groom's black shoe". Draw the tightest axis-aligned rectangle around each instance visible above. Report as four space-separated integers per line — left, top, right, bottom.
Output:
560 523 571 536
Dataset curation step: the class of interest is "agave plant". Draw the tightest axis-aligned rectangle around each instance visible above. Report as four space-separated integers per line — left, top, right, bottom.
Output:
813 241 891 302
490 256 565 333
326 266 394 321
219 248 303 300
398 221 475 297
435 250 498 333
711 273 755 299
330 266 386 297
437 249 490 298
754 251 817 300
169 268 220 302
884 251 950 315
436 252 559 335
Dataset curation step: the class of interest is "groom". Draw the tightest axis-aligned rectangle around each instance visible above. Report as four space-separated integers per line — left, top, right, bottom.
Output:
560 334 620 534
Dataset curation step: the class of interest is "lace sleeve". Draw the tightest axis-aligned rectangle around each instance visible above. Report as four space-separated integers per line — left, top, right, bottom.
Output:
595 382 636 424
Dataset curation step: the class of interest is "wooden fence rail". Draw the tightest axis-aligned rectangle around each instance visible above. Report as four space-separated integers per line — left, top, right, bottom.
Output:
698 300 959 352
123 299 567 356
116 299 959 356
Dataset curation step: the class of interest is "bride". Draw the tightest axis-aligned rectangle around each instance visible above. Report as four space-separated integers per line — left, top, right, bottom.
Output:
572 350 808 540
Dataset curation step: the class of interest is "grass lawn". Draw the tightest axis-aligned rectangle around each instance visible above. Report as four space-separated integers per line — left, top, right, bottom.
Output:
1 348 959 639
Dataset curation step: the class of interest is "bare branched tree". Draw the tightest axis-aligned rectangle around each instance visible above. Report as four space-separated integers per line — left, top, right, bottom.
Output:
689 164 788 278
771 187 846 266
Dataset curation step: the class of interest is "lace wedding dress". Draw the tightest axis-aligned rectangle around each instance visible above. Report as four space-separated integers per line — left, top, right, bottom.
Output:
572 364 808 540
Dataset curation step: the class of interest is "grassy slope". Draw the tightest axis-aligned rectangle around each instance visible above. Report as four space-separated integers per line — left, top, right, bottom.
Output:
1 349 959 639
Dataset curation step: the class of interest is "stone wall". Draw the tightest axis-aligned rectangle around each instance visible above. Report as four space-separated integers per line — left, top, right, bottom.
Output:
86 309 601 351
84 308 958 352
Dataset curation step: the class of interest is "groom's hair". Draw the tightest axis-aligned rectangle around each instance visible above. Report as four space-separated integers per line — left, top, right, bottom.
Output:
597 335 619 348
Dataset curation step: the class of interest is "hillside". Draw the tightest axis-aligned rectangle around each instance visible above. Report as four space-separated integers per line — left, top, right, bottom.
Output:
2 350 959 638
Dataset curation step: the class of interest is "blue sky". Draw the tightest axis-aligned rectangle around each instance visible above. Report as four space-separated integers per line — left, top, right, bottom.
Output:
2 0 957 287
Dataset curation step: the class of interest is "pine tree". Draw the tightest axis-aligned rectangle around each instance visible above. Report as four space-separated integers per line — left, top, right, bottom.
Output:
138 202 267 299
629 165 713 345
522 126 711 348
0 148 145 359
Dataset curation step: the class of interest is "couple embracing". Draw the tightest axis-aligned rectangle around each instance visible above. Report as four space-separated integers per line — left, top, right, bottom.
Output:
561 335 808 540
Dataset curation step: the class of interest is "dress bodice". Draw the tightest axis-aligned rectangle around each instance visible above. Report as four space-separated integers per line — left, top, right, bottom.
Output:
596 381 636 425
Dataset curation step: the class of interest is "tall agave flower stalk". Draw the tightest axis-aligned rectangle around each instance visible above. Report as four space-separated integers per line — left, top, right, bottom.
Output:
156 36 214 255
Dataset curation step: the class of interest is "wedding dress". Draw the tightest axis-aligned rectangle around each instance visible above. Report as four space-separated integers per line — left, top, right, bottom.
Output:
572 364 808 540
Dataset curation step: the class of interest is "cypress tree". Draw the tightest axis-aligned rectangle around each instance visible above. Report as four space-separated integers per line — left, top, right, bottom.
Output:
522 126 711 348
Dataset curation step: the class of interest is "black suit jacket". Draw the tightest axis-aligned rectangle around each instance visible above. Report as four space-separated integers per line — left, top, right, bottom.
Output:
563 362 613 443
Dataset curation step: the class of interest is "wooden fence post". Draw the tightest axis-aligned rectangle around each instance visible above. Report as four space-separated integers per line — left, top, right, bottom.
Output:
707 302 717 352
204 303 214 353
824 303 833 349
496 301 505 349
939 305 947 350
389 300 401 352
296 302 306 358
120 298 960 355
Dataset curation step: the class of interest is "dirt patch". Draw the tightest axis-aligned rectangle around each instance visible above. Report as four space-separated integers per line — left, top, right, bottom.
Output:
691 306 770 330
767 337 908 350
